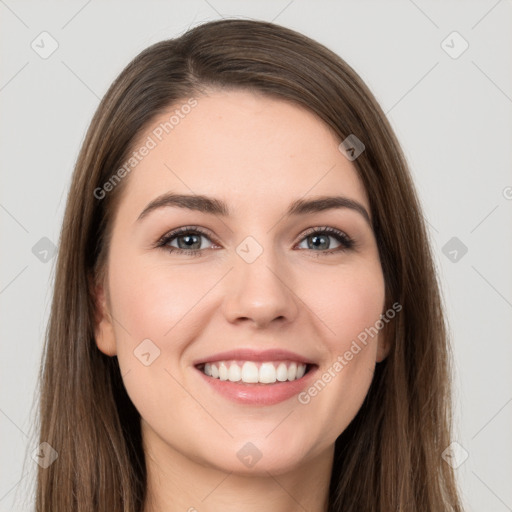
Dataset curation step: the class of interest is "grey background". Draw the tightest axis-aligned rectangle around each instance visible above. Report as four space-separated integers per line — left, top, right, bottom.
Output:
1 1 511 510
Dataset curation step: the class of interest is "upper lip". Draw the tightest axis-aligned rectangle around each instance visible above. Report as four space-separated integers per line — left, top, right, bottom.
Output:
193 348 316 366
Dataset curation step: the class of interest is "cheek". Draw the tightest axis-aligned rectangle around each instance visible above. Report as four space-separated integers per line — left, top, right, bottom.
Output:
297 262 384 418
109 256 215 342
305 262 385 350
106 257 208 424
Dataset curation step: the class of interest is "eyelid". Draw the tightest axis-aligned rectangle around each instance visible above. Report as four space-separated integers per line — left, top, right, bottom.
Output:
295 226 356 252
154 225 218 247
298 225 351 242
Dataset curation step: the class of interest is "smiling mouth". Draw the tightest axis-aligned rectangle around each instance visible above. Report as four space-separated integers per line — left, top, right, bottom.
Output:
195 360 316 385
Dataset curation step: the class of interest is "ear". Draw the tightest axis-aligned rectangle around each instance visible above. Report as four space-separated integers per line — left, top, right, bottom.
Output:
376 337 391 363
375 319 393 363
89 274 117 357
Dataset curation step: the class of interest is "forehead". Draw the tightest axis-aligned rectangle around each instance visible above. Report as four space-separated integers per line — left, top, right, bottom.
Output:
119 89 369 218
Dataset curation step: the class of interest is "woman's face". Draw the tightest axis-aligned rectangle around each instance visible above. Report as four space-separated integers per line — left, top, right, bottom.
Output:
94 89 388 475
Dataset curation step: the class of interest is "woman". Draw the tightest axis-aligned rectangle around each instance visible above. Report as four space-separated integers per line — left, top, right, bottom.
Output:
34 18 464 511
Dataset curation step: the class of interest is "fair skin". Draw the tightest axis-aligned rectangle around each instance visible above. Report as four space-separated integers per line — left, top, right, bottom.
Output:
94 89 389 512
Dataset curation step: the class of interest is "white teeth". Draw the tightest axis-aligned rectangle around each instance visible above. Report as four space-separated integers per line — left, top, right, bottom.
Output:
241 361 259 383
287 362 297 381
218 362 228 381
259 362 276 384
228 362 241 382
276 362 288 381
201 360 308 384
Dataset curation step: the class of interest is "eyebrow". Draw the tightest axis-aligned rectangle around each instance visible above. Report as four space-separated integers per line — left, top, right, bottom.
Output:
136 192 372 226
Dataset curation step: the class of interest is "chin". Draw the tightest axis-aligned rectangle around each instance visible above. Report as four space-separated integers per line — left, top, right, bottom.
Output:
199 436 314 477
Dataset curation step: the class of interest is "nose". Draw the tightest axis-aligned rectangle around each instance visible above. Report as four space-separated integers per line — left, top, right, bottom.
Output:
222 246 299 329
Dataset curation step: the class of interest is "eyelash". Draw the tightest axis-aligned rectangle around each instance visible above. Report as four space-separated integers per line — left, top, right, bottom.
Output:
154 225 356 258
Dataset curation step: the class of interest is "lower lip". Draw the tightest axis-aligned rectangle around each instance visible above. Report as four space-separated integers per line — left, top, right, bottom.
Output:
195 365 318 405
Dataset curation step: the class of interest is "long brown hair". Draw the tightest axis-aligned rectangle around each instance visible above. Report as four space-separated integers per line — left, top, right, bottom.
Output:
32 18 463 511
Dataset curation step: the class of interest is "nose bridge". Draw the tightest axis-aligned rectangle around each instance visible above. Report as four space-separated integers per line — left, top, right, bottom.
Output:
222 234 298 327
